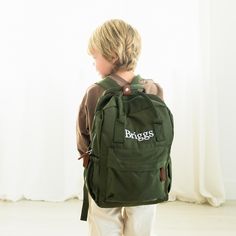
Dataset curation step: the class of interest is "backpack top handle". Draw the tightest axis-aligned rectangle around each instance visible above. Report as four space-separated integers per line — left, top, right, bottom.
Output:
96 74 144 96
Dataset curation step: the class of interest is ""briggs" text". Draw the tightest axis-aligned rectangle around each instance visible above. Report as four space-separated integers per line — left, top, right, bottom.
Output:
125 129 154 142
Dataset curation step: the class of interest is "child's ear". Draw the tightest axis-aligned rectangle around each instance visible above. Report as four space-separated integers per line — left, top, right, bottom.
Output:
111 55 118 64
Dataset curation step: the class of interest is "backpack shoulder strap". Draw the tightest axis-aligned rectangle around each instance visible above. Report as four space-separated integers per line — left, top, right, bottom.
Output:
131 74 141 85
95 76 121 90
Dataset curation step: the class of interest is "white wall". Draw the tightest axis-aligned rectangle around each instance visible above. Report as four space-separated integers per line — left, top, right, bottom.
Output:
209 0 236 199
0 0 235 201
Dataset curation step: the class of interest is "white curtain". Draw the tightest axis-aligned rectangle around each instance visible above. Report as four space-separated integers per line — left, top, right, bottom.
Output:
0 0 225 206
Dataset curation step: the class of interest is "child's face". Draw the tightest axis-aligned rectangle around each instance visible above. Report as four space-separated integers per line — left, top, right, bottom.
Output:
92 50 114 77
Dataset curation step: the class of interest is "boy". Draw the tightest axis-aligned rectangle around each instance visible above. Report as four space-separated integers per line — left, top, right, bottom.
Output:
76 19 163 236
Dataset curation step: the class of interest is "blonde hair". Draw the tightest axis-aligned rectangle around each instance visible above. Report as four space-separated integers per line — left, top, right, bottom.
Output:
88 19 141 72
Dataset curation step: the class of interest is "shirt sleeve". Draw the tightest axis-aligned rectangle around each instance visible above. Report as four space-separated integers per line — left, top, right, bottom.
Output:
154 82 164 101
76 84 104 155
76 91 90 155
140 78 164 101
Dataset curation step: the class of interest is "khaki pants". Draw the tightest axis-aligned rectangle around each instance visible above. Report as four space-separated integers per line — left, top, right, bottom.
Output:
88 195 157 236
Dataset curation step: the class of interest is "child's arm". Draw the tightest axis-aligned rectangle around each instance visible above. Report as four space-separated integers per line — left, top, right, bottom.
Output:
76 92 90 156
76 84 104 156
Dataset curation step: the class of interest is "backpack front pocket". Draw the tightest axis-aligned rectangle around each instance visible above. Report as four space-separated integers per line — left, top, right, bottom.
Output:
105 147 168 204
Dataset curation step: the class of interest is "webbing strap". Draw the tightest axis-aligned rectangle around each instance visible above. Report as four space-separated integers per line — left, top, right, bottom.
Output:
80 184 89 221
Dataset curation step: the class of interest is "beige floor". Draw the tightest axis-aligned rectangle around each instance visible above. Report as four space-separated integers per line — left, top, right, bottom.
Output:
0 199 235 236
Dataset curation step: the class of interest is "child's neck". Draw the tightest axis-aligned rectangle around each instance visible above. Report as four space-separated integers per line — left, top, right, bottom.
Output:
114 70 135 83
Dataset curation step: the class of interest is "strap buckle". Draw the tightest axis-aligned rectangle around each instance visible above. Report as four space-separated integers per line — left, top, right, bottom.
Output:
78 149 92 168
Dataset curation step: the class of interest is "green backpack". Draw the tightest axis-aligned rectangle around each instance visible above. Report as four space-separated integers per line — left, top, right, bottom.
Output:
80 75 174 221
